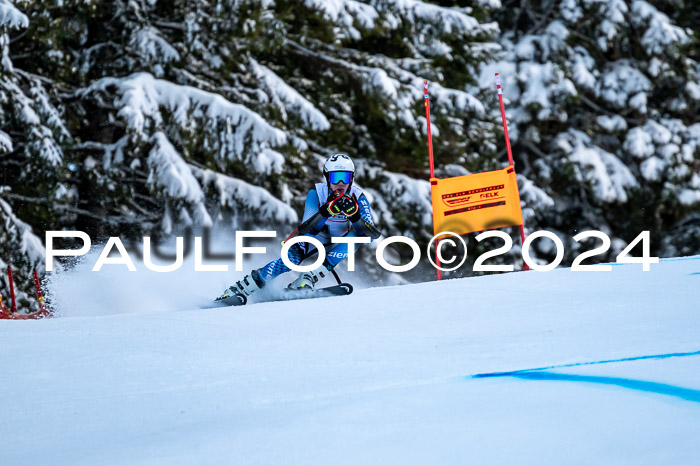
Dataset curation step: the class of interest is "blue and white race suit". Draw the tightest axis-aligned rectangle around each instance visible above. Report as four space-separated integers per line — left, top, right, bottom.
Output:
257 183 376 283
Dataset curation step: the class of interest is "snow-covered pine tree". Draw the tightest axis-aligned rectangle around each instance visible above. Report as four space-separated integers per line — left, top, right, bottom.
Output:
0 0 65 310
487 0 699 264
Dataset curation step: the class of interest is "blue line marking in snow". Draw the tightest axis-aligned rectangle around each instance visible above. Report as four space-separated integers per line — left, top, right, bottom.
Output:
469 350 700 403
505 372 700 403
471 350 700 378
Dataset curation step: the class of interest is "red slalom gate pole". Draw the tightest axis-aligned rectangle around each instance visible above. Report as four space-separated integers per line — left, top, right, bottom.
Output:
33 269 44 303
8 266 17 313
424 81 436 180
495 73 528 271
495 73 515 166
424 80 442 281
33 269 51 317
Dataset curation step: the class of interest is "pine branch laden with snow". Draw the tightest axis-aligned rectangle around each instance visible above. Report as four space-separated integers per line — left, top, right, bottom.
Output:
0 0 28 31
301 0 380 41
0 197 46 269
129 25 181 72
556 129 638 204
595 60 652 113
0 72 67 167
517 173 555 224
363 169 433 239
148 132 205 205
191 166 298 227
630 1 691 57
82 72 287 169
623 120 700 205
147 132 212 228
298 0 495 45
0 128 11 152
373 0 489 40
249 58 330 131
0 0 27 72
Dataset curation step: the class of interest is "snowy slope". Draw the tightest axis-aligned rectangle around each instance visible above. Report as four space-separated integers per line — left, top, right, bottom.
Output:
1 257 699 465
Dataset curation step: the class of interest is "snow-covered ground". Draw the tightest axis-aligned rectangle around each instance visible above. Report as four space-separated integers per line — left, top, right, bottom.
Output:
1 255 699 465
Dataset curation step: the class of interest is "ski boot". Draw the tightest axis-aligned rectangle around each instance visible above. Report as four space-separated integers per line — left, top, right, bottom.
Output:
216 269 265 304
287 264 329 290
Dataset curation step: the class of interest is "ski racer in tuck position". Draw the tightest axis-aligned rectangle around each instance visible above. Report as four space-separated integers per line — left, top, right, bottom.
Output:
216 153 381 302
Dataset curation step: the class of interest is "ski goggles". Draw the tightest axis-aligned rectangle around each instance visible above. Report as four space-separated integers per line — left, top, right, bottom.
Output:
327 171 353 184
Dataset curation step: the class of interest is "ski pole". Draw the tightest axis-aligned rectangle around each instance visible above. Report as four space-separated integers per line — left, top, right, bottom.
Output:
282 211 328 246
282 228 298 245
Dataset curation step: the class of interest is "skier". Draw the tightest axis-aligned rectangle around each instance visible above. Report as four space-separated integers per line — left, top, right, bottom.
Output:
216 153 381 302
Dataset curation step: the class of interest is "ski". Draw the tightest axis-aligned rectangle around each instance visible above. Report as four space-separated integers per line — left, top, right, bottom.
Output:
281 283 353 301
212 292 247 307
208 283 353 308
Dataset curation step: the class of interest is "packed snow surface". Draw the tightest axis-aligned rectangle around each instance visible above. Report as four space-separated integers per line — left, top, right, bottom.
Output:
1 255 699 465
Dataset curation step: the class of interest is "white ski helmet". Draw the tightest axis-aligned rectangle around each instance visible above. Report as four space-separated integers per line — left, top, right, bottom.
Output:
323 153 355 188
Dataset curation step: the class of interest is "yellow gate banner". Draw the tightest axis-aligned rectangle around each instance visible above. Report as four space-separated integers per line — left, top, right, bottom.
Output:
430 165 523 236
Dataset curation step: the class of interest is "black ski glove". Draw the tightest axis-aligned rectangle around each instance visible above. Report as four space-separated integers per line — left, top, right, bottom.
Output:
336 194 361 223
319 190 345 217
